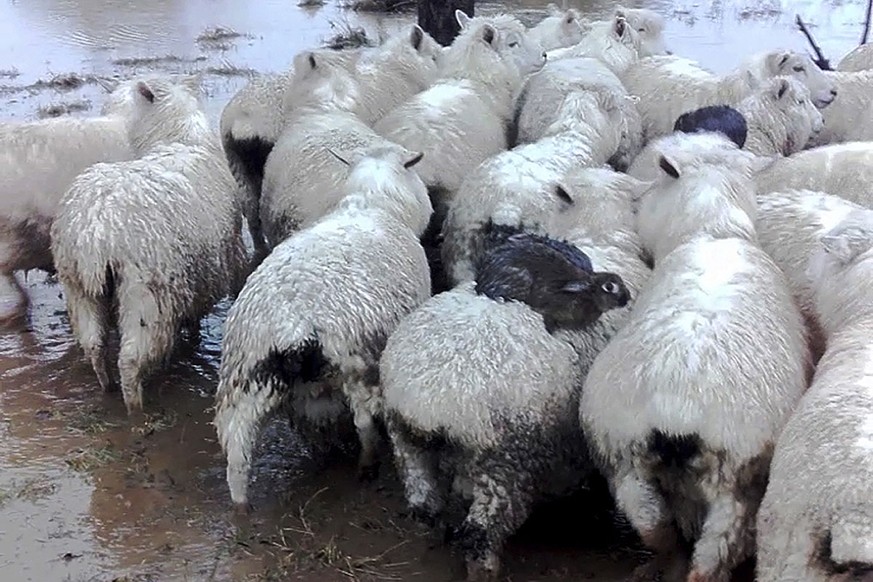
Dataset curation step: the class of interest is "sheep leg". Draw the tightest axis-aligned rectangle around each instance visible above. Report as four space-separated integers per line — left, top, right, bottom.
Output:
687 467 764 582
214 376 284 511
116 292 174 414
67 291 113 392
385 415 443 524
454 451 538 582
343 377 382 482
0 272 26 322
613 465 688 582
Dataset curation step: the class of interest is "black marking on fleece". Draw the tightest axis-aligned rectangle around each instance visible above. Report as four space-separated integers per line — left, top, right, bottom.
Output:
423 186 452 295
508 83 532 149
647 430 702 471
814 530 873 578
250 338 328 395
672 104 748 149
224 135 275 199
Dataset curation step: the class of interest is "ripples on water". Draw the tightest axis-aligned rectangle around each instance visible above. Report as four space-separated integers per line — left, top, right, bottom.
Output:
0 0 870 580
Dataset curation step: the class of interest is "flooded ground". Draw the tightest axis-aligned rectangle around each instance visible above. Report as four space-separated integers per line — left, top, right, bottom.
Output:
0 0 870 580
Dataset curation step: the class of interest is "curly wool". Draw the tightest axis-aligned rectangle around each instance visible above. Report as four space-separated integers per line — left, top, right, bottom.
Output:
213 148 433 507
755 141 873 209
0 81 135 288
737 76 823 157
546 15 642 75
755 189 865 361
51 76 246 413
373 12 546 199
441 90 626 286
620 49 836 143
756 210 873 582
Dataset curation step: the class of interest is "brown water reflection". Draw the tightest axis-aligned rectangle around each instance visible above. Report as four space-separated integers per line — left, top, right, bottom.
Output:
0 0 869 580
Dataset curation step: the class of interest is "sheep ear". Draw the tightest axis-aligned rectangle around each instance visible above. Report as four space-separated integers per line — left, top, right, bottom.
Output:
455 9 472 30
658 155 680 179
481 24 496 45
294 51 318 74
326 148 350 166
774 78 789 100
767 51 791 73
553 184 574 205
404 151 424 169
564 10 576 25
613 15 626 38
410 24 425 51
561 279 591 293
135 81 155 104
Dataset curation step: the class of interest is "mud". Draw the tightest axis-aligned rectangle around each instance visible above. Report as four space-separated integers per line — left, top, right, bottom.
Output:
0 0 868 580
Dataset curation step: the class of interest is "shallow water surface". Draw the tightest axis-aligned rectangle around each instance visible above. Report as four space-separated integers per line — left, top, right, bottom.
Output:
0 0 869 580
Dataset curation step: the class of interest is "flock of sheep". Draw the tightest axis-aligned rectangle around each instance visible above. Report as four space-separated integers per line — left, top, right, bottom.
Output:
1 3 872 581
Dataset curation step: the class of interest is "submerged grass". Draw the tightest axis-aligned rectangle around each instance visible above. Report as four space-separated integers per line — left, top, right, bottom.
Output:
233 487 421 581
36 100 92 119
323 21 374 50
340 0 415 12
65 442 122 472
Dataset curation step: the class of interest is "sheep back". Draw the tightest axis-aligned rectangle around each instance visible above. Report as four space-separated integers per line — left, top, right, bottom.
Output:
380 282 582 451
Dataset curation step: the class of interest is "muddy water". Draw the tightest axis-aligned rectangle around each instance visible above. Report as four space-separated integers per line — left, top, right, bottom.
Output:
0 0 869 580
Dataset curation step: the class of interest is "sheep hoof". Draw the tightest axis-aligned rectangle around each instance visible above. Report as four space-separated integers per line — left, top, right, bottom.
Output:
357 460 380 483
465 554 500 582
233 501 253 517
631 560 665 582
408 505 439 528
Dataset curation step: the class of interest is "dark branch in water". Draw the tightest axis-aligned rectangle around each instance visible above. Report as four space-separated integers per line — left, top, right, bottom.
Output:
862 0 872 45
795 15 832 71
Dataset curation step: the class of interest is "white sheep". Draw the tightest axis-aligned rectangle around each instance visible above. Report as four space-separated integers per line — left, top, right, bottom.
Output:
837 42 873 72
546 14 642 76
526 5 587 52
613 5 669 57
545 167 654 377
441 91 629 287
219 48 363 257
755 189 865 361
373 10 547 213
808 69 873 146
50 76 247 414
213 146 432 509
221 27 441 255
621 49 837 143
0 82 136 319
755 141 873 208
380 232 630 582
738 76 824 156
581 136 810 582
627 131 742 183
260 110 409 247
756 208 873 582
514 54 643 167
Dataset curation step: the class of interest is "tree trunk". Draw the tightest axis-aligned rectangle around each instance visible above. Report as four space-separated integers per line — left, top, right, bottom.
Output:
418 0 474 47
